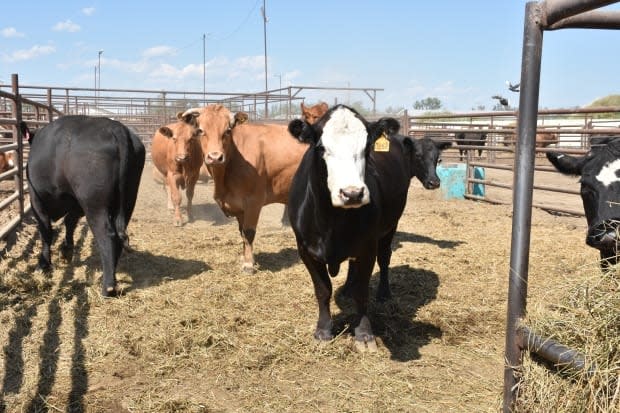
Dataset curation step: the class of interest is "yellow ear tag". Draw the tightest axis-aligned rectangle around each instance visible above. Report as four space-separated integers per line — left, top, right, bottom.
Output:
374 132 390 152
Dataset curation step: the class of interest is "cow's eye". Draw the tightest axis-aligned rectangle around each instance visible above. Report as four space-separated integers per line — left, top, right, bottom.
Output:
437 158 443 164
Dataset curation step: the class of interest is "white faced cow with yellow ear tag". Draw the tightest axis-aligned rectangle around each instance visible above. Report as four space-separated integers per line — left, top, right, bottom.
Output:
547 135 620 269
287 104 451 352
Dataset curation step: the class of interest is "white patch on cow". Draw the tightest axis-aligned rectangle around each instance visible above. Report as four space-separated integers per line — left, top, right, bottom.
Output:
320 107 369 208
596 159 620 187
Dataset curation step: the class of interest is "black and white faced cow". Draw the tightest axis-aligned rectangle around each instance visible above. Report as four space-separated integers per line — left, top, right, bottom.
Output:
287 105 447 350
24 116 146 296
547 136 620 269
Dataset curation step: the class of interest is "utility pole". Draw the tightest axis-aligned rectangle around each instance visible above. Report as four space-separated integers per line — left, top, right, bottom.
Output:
97 50 103 106
203 33 206 106
261 0 268 118
274 73 281 116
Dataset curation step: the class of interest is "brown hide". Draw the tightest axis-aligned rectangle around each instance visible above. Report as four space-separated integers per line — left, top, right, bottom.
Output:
151 121 203 226
535 131 559 148
187 105 308 272
301 102 328 124
0 151 15 174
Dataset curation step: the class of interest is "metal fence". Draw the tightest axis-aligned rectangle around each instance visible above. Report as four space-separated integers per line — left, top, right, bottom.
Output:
403 107 620 217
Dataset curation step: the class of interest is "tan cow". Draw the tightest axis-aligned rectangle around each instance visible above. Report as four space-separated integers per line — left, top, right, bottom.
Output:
151 113 203 226
0 150 16 174
301 101 328 124
181 104 309 273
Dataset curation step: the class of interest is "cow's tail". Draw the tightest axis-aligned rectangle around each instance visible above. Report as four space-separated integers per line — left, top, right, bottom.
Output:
114 127 145 252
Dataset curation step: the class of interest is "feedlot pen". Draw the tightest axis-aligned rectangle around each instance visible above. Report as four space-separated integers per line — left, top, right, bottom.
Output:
0 163 597 411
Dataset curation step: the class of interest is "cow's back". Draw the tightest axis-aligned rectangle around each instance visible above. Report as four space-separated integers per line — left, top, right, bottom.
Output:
228 122 309 203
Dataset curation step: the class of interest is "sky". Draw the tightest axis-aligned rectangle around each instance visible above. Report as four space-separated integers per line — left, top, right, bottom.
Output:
1 1 619 113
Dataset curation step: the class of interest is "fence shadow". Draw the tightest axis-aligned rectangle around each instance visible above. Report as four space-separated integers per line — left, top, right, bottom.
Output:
393 230 465 251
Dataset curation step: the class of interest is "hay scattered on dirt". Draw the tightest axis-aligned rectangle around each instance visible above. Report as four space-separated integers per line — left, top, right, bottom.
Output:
0 161 607 412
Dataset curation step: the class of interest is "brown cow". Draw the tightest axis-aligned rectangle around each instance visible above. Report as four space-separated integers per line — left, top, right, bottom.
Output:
180 104 309 273
535 131 559 148
0 150 16 174
301 101 328 124
151 113 203 226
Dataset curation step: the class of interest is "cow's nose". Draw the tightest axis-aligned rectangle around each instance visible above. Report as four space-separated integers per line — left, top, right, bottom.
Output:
586 222 620 249
339 187 364 205
206 152 225 164
425 179 440 190
175 154 189 163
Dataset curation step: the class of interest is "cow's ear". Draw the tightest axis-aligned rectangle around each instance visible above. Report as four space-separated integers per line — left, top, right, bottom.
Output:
288 119 318 144
368 117 400 141
20 121 33 144
233 112 249 127
319 102 328 111
159 126 174 139
178 111 199 127
546 151 585 176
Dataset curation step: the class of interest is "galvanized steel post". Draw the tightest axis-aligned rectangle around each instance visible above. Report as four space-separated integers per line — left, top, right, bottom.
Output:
503 2 543 410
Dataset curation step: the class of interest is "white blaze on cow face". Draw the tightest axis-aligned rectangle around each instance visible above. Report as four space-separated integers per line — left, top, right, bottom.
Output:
595 159 620 187
320 107 370 208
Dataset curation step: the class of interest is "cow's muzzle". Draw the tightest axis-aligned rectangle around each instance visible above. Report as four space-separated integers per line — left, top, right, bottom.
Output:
175 154 189 163
586 220 620 250
205 151 225 164
423 179 440 190
339 186 365 206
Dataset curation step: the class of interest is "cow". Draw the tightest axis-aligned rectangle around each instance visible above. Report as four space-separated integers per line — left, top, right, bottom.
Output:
535 131 559 148
0 150 16 174
547 136 620 269
179 104 309 273
455 131 487 161
151 113 203 226
280 101 330 226
24 116 145 297
301 101 329 124
286 104 446 350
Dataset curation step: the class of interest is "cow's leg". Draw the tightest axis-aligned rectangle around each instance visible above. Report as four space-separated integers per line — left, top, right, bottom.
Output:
298 247 333 341
165 184 173 210
238 204 261 274
341 260 357 297
459 149 464 162
85 208 122 297
376 227 397 302
60 209 83 263
185 175 199 223
31 197 54 272
349 252 377 352
167 172 183 226
599 249 618 271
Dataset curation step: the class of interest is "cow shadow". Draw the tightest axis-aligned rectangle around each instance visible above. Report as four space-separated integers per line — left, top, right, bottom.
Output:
333 264 441 362
188 202 230 226
255 247 300 272
392 230 464 252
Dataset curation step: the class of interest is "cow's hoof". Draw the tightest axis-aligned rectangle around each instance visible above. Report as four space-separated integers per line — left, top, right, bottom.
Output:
37 259 52 273
354 336 378 353
354 316 377 352
173 219 183 227
314 328 334 341
242 263 255 274
102 286 119 298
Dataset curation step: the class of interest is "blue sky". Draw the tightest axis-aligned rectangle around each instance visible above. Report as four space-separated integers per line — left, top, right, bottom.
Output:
1 1 619 112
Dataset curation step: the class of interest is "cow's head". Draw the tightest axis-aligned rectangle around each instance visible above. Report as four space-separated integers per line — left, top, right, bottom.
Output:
407 137 452 189
158 115 203 163
289 105 397 208
180 104 248 166
301 101 329 125
547 136 620 267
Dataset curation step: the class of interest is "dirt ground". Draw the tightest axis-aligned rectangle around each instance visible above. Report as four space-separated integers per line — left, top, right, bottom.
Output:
0 159 598 412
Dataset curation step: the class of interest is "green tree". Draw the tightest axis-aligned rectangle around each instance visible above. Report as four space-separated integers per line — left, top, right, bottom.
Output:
413 97 442 110
587 94 620 118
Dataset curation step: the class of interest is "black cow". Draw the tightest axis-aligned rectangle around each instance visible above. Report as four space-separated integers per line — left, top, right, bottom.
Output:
547 136 620 269
287 105 448 350
455 131 487 161
24 116 145 296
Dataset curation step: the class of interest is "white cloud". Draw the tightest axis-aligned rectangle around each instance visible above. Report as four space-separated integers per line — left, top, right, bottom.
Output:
52 20 81 33
150 63 203 79
142 46 177 59
82 7 96 16
5 45 55 62
2 27 25 38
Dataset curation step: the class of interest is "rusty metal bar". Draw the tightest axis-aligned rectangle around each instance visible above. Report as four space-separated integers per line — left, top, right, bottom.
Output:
504 3 544 410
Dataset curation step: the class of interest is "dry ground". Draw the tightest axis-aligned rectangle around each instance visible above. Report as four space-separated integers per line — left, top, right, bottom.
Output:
0 161 600 412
